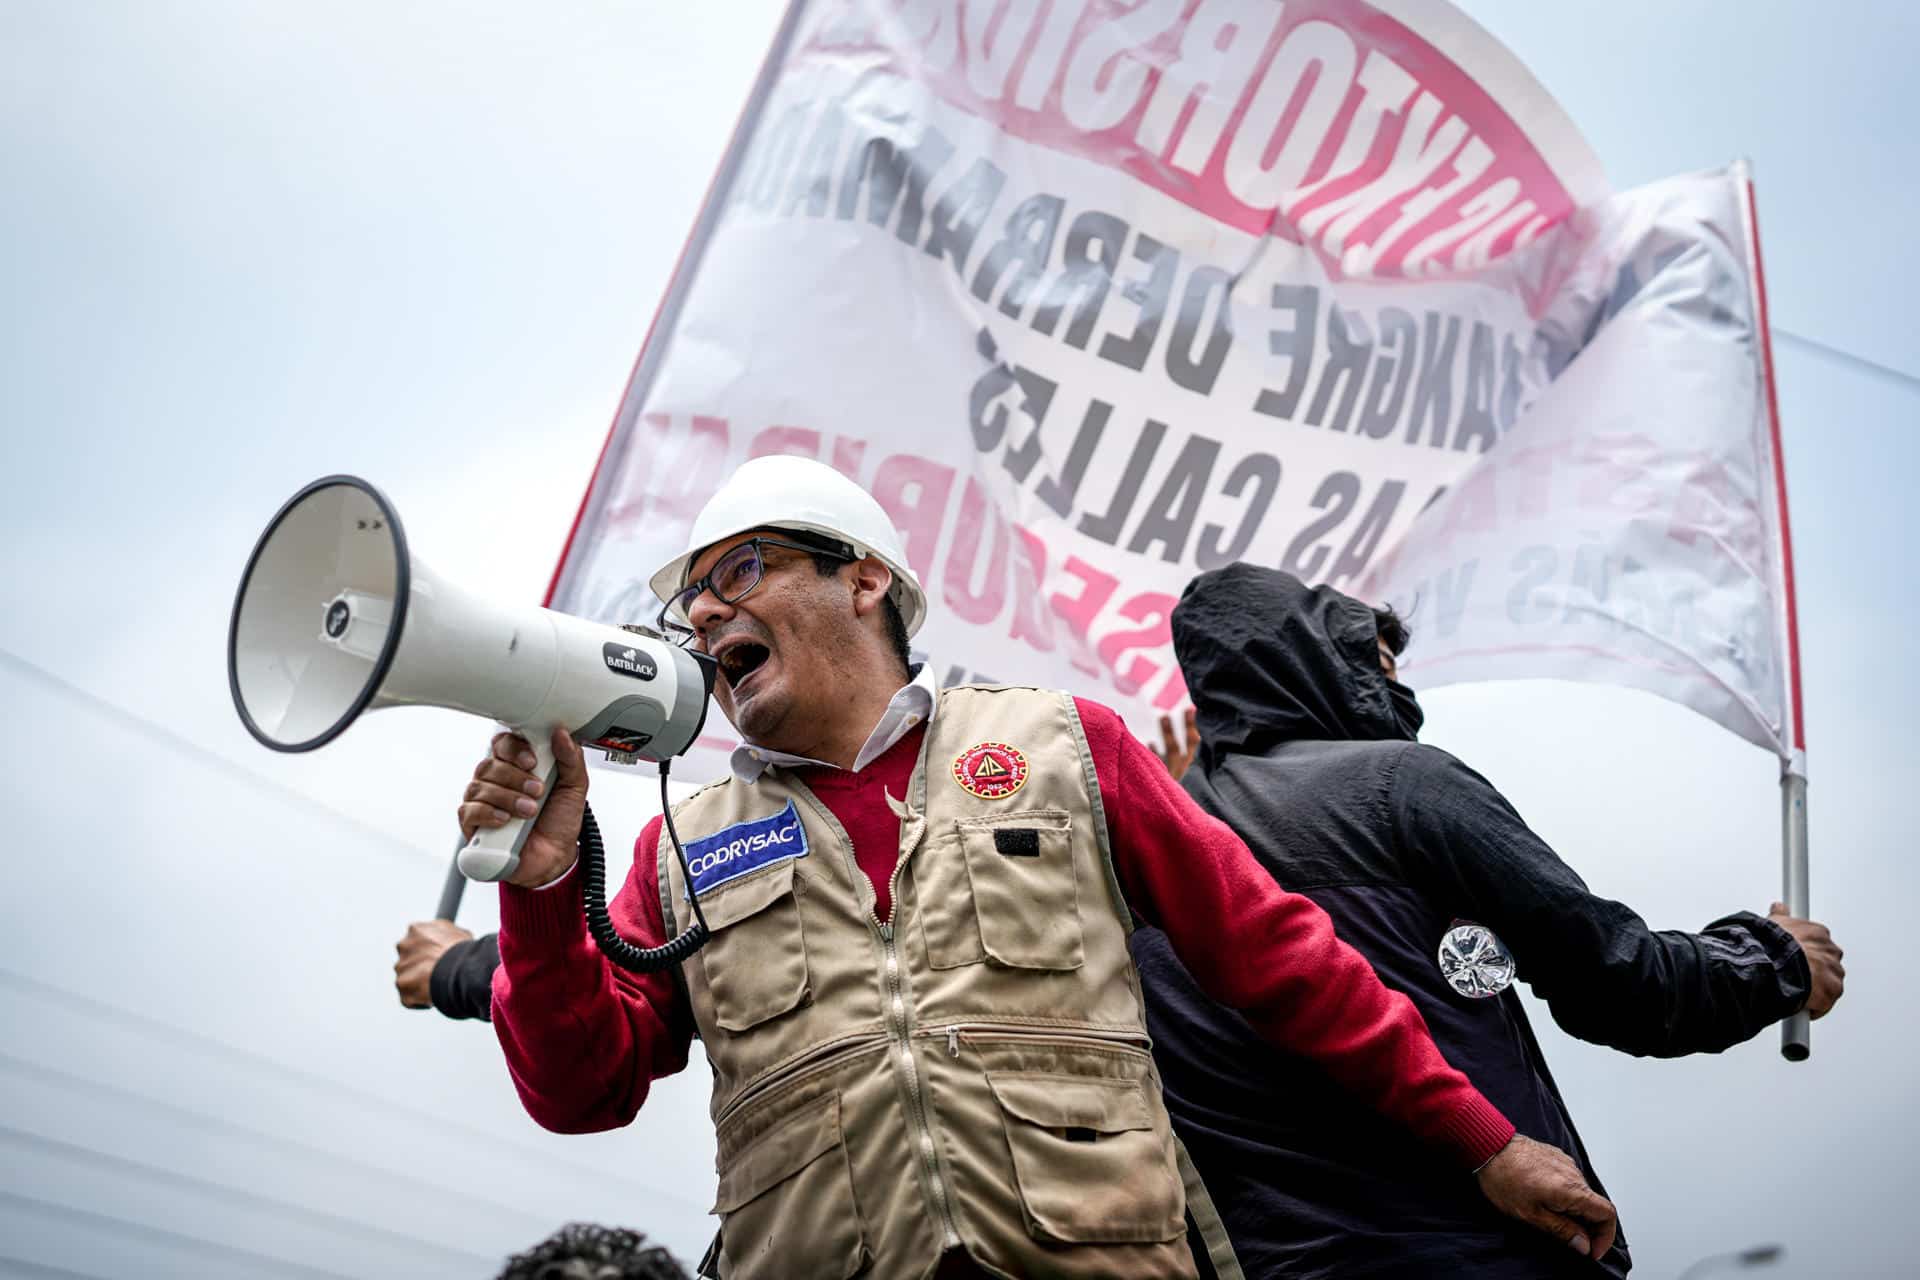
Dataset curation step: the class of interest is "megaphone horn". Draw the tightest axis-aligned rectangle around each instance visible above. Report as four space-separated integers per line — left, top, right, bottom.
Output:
227 475 717 888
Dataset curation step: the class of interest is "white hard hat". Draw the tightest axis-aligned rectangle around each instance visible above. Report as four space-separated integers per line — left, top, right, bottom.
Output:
648 454 928 637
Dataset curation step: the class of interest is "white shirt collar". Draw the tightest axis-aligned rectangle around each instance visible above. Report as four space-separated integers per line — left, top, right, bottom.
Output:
730 663 939 782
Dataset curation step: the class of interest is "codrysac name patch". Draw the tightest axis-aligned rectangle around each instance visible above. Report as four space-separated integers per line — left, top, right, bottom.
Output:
952 741 1029 800
685 800 809 895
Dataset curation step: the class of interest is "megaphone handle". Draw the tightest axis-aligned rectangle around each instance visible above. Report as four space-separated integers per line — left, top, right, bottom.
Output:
457 727 558 884
435 844 468 920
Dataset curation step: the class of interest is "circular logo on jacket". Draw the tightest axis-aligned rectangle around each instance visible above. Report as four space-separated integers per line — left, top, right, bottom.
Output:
952 741 1029 800
1437 921 1515 999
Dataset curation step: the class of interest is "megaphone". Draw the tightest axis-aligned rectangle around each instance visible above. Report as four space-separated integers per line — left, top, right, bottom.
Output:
227 475 717 891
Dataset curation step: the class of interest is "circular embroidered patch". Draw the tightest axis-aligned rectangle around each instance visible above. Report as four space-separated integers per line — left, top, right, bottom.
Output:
1437 921 1516 999
952 741 1029 800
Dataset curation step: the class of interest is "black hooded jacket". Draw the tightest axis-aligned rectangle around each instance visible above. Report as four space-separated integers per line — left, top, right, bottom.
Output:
1134 564 1809 1279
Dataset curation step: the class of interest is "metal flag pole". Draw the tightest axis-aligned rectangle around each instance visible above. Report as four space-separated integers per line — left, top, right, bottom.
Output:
436 835 468 921
1739 163 1810 1062
1780 769 1810 1060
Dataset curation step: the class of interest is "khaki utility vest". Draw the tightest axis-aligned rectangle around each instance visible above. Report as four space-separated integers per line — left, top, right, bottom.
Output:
657 685 1232 1280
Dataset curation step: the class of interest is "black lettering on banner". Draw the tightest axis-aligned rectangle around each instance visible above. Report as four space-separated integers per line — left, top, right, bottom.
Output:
1097 234 1178 371
743 100 810 212
1408 312 1460 447
1166 265 1235 395
1499 332 1524 429
1127 432 1222 563
1196 453 1281 570
1506 546 1557 624
924 157 1008 278
1078 419 1167 544
1304 308 1370 433
1035 399 1113 517
837 126 956 244
972 193 1066 319
1031 211 1127 347
969 334 1059 454
1327 479 1406 585
1565 544 1607 623
784 100 845 218
1454 321 1499 453
1431 560 1478 637
1357 307 1418 438
1253 284 1318 420
1282 471 1360 578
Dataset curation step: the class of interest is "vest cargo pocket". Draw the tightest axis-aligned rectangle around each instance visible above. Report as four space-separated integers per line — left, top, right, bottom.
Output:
713 1092 868 1280
697 859 811 1032
986 1072 1185 1245
954 811 1083 970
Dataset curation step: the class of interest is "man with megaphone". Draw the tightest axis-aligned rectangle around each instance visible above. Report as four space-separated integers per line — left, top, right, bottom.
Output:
460 456 1618 1280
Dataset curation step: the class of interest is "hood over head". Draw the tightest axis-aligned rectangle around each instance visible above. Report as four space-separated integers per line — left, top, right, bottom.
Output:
1171 563 1411 758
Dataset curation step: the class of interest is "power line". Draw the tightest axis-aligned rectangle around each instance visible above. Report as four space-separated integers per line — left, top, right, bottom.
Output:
0 969 702 1214
0 1254 109 1280
0 646 441 868
0 1125 500 1270
0 1052 556 1236
0 1190 359 1280
1773 327 1920 395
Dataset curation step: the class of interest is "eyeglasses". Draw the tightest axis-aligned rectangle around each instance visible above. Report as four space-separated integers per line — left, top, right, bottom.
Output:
655 536 855 647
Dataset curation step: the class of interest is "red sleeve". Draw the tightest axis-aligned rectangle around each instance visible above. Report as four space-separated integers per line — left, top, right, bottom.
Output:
1074 697 1514 1169
490 814 694 1133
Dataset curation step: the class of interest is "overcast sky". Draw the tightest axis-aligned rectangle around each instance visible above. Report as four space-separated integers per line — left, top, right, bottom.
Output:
1 2 1914 1277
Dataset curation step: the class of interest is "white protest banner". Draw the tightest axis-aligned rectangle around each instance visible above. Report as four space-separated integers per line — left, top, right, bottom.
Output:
546 0 1801 781
1360 163 1803 763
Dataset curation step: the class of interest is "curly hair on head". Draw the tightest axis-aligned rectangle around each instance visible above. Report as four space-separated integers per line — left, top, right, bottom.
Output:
1371 603 1412 658
496 1222 690 1280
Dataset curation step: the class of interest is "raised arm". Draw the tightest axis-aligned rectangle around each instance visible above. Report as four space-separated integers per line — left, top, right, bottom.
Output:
461 730 693 1132
1393 744 1820 1057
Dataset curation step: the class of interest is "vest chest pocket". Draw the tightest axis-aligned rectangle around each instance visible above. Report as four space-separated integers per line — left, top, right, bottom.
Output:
918 811 1083 971
712 1092 868 1280
695 858 811 1033
987 1072 1185 1245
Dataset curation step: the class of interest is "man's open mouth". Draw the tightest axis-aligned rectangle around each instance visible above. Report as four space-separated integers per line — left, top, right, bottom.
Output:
716 642 771 691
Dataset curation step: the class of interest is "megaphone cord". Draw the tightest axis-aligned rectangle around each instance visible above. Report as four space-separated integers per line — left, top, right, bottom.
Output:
578 760 711 973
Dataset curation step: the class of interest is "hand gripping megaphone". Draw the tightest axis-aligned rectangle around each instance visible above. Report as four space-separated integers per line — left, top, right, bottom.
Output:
227 475 719 968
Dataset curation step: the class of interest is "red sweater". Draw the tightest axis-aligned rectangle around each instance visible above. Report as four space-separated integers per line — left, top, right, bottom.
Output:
492 698 1514 1167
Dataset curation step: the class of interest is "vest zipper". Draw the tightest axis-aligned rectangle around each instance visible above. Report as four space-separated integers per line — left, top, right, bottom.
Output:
712 1030 888 1132
925 1022 1154 1057
879 920 962 1251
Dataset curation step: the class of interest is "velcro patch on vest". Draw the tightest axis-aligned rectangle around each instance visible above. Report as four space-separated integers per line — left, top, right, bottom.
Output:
993 827 1041 857
684 799 809 895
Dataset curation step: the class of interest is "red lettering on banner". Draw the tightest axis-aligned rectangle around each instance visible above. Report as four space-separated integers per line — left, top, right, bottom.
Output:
1152 663 1189 711
749 425 824 459
800 0 1589 280
1048 554 1120 678
1008 523 1056 652
1096 590 1176 696
829 435 869 480
611 420 1213 715
943 477 1009 624
872 453 959 580
605 414 731 529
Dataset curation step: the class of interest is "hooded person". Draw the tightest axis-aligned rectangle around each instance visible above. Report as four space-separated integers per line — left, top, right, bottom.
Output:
1131 563 1845 1279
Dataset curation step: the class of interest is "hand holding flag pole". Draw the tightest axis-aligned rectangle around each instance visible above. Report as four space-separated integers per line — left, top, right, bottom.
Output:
1780 770 1810 1061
